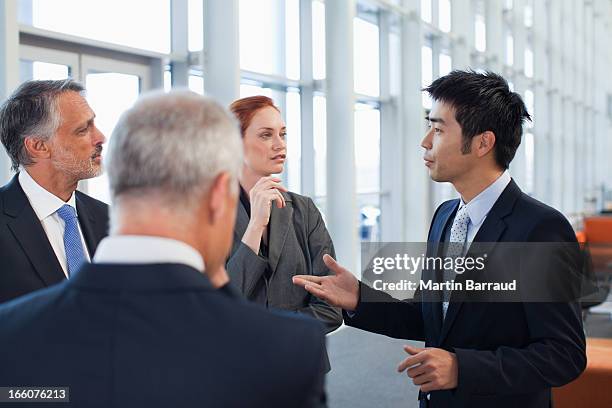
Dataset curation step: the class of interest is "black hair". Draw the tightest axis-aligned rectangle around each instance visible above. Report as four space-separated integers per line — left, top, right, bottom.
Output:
424 70 531 169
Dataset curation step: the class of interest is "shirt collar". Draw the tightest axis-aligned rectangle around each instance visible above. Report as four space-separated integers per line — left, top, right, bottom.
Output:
18 169 77 221
459 171 512 227
93 235 205 272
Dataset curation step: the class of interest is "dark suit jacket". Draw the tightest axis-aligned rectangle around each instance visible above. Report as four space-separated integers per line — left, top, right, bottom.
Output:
0 262 326 408
227 191 342 333
0 174 109 303
345 180 587 408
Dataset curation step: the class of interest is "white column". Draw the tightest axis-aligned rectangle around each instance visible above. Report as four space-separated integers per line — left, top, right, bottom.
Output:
561 0 576 214
532 0 550 203
325 0 357 271
299 0 315 197
0 0 19 183
451 0 473 70
202 0 240 106
510 0 527 189
171 0 189 88
485 0 504 72
379 9 402 241
401 1 429 240
548 0 563 210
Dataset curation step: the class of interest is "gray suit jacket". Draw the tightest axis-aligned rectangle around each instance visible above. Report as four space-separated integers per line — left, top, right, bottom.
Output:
227 191 342 334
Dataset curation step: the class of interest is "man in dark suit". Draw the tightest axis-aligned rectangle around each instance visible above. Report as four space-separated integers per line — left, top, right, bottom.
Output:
0 80 109 303
0 90 326 407
294 71 586 407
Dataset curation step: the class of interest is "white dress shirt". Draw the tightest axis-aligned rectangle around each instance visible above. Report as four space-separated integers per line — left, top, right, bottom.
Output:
458 170 512 249
93 235 205 272
18 170 91 278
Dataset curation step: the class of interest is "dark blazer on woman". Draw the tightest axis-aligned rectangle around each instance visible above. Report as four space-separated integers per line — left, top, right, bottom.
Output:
227 190 342 335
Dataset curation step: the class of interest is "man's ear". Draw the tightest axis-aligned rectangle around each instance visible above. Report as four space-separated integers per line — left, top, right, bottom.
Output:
208 172 233 223
475 131 496 158
23 136 51 160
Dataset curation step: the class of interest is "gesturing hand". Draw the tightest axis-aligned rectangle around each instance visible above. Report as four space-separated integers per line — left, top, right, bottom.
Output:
397 345 458 393
248 176 287 229
292 254 360 311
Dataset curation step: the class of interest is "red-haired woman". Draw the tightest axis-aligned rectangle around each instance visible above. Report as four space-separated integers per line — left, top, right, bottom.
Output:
227 96 342 368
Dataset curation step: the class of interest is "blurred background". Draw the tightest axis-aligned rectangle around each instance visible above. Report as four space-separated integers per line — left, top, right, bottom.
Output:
0 1 611 406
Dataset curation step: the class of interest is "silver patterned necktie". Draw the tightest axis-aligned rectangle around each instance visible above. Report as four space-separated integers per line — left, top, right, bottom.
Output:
442 205 470 319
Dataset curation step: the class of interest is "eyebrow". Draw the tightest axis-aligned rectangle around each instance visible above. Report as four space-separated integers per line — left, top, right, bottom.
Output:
75 115 96 131
258 126 287 131
425 115 446 125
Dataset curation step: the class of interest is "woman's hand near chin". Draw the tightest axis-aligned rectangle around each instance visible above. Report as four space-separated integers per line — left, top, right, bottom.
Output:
241 176 288 254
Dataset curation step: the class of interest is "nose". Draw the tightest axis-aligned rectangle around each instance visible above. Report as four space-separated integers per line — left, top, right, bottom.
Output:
273 134 286 151
420 128 433 150
93 125 106 145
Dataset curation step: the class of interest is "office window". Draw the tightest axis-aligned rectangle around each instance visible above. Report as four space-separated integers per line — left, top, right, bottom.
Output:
21 0 171 53
439 53 452 77
313 0 326 80
525 45 534 78
355 103 381 242
188 0 204 52
524 132 535 194
421 0 432 23
239 0 283 75
506 34 514 65
354 17 380 97
475 13 487 52
439 0 452 32
422 45 433 108
313 95 327 198
189 75 204 95
524 89 534 128
286 0 301 80
286 90 302 192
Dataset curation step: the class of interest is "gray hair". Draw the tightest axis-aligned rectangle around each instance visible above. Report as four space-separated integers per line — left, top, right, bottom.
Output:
105 90 243 212
0 79 85 171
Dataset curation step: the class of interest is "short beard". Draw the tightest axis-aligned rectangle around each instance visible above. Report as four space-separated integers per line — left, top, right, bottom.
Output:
51 143 103 182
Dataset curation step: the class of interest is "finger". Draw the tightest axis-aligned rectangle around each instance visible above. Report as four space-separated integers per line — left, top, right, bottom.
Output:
404 345 425 355
304 283 328 299
406 362 430 378
275 190 286 208
420 381 442 393
412 373 434 386
397 351 428 372
292 275 325 286
323 254 347 275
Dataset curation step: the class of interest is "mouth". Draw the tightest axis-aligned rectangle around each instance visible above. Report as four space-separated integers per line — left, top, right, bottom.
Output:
271 154 286 162
423 157 434 167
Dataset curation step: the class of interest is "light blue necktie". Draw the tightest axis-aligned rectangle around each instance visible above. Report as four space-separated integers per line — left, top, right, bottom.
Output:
56 204 87 277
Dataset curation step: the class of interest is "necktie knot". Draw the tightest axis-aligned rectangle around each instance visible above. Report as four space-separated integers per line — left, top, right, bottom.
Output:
56 204 78 222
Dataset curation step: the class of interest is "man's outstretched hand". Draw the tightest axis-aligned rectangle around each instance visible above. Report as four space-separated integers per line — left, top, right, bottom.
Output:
292 254 360 311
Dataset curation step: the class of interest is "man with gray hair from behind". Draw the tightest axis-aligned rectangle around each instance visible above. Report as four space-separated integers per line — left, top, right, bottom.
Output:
0 90 327 408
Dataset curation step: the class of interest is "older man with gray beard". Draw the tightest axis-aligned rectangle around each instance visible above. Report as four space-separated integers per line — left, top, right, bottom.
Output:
0 91 327 407
0 79 109 303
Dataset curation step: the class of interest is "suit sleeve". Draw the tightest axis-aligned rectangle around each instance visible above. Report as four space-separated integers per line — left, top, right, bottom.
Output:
343 282 426 341
453 214 587 396
295 198 343 334
226 240 269 299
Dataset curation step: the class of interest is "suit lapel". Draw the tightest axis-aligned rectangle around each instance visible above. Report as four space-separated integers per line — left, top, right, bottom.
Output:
75 192 101 255
268 192 293 279
3 175 65 286
233 198 250 243
438 180 521 344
